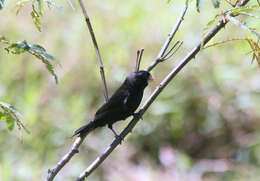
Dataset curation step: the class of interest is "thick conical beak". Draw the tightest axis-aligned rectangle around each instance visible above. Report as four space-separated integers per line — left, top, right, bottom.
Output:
149 75 155 82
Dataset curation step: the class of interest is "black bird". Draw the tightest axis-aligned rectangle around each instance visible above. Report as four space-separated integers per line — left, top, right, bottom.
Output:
73 70 153 137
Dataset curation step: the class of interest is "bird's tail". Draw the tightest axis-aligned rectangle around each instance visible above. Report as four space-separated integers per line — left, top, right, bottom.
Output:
73 121 96 137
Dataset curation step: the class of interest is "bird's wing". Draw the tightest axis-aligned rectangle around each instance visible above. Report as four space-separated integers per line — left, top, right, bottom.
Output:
95 82 130 118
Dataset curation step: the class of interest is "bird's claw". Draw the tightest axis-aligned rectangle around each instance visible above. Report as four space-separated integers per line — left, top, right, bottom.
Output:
109 125 124 144
114 134 124 144
133 112 143 120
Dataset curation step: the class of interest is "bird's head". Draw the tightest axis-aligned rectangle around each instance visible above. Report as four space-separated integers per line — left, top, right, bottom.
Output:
126 70 153 89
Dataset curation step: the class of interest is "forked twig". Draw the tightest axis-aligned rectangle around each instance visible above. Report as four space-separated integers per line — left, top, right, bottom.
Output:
162 41 183 61
135 48 144 71
146 4 188 72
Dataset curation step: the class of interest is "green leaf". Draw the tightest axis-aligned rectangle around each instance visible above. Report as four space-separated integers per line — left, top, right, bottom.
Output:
36 0 43 15
16 0 31 6
1 36 58 83
185 0 189 5
196 0 204 12
0 35 8 42
31 4 42 31
0 112 5 122
203 14 221 35
211 0 220 8
227 15 260 40
29 44 58 83
6 114 15 131
16 0 63 28
6 40 30 54
0 0 4 10
0 102 30 133
0 102 23 119
30 44 55 60
228 5 260 15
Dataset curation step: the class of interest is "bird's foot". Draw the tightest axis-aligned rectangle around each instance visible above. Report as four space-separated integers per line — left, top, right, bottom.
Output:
114 134 124 144
108 125 124 144
133 112 143 120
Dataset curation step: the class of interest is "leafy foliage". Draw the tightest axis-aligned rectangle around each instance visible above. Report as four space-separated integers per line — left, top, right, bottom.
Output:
211 0 220 8
201 1 260 67
204 38 260 67
226 14 260 40
0 35 58 83
31 4 42 31
196 0 220 12
0 102 29 133
204 5 260 38
16 0 62 31
196 0 203 12
0 0 4 10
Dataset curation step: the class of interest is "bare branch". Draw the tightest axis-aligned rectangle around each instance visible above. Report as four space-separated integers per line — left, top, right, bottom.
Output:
135 50 140 71
146 4 188 72
139 49 144 65
135 48 144 71
47 135 87 181
76 0 251 180
78 0 109 102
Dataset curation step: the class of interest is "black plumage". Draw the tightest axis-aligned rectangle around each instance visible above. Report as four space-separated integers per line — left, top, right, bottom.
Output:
73 70 152 137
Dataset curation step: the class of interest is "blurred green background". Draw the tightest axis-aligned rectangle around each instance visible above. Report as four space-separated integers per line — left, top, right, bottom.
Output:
0 0 260 180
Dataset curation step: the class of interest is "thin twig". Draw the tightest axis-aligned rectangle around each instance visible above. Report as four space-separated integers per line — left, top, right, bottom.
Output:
135 50 140 71
162 41 183 61
138 48 144 70
203 37 249 49
78 0 109 102
161 40 180 60
76 0 250 180
135 48 144 71
146 4 188 72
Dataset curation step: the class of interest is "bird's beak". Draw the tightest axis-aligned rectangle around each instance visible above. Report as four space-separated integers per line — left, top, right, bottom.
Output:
149 75 155 82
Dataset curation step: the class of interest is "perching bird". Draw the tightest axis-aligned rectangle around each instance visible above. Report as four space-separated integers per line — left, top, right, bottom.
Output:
73 70 153 137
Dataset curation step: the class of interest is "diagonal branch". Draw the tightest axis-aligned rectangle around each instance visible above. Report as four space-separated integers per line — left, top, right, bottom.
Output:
78 0 109 102
76 0 250 180
47 135 87 181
